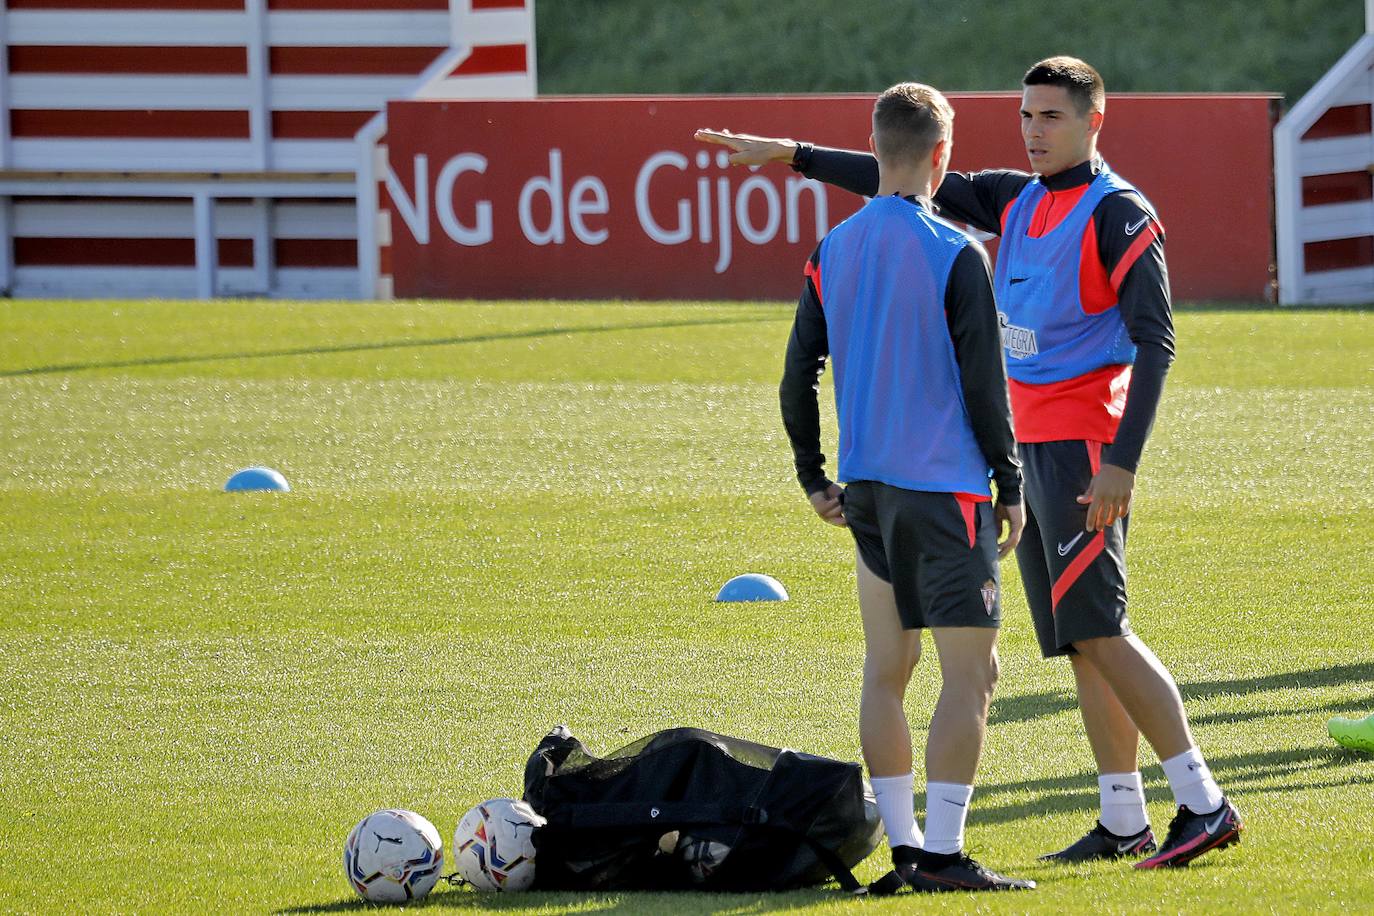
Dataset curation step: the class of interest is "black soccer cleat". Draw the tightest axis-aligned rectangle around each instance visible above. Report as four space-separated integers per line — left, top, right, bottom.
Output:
1039 821 1156 862
868 846 1035 894
1134 797 1242 869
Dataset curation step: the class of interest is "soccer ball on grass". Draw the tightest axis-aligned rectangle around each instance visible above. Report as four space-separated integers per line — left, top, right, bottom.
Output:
342 808 444 903
453 798 546 891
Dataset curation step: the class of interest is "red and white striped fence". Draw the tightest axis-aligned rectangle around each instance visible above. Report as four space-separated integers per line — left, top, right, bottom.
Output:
0 0 536 299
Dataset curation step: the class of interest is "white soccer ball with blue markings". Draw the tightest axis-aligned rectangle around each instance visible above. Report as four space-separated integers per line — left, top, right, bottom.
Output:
342 808 444 903
453 798 545 891
676 833 732 883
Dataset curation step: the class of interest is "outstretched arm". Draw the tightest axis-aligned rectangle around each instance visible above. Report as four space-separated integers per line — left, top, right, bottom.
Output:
694 129 799 166
695 129 1029 229
696 129 879 197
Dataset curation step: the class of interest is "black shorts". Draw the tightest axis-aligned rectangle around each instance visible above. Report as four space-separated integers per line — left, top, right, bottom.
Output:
1017 440 1131 658
843 480 1002 631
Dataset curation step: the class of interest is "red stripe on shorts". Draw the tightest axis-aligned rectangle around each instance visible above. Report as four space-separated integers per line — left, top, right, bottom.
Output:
953 492 988 549
1086 440 1103 475
1051 531 1105 612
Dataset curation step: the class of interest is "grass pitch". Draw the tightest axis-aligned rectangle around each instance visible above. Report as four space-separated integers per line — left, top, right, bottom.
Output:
1 300 1371 914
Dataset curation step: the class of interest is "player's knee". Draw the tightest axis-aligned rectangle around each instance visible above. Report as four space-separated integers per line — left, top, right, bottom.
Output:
1070 634 1122 662
863 653 916 695
902 646 920 682
949 649 998 703
976 654 1000 701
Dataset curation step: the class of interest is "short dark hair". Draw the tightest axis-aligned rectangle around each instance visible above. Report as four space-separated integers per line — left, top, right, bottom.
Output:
871 82 953 163
1023 56 1105 115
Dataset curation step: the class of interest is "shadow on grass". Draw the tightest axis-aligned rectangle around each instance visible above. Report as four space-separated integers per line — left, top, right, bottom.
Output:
989 661 1374 725
0 315 777 377
276 886 841 914
1191 694 1374 727
969 744 1373 827
1179 661 1374 700
975 661 1374 824
987 689 1078 725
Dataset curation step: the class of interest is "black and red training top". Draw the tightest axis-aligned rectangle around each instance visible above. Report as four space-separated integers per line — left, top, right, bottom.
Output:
792 146 1174 474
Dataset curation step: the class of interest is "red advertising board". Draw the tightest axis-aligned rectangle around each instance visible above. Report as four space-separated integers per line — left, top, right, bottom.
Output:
384 94 1278 301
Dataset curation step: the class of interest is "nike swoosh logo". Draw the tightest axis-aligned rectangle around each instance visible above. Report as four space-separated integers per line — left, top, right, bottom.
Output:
945 799 967 807
1187 762 1201 771
1009 277 1029 284
1111 784 1135 792
1204 810 1230 833
1057 531 1085 556
1125 216 1150 236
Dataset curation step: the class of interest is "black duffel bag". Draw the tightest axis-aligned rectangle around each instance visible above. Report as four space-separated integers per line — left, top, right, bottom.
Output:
522 726 882 892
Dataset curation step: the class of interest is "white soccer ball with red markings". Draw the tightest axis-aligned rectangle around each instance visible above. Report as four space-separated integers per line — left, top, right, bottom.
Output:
342 808 444 903
453 798 545 891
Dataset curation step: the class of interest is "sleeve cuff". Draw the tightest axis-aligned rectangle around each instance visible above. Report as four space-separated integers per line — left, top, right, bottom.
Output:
1098 450 1140 474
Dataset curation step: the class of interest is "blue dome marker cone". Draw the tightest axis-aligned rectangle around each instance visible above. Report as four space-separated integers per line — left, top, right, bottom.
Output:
715 573 789 602
224 467 290 492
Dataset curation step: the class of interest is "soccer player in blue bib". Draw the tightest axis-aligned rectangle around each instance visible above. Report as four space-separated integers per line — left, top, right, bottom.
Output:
779 82 1031 893
703 57 1242 869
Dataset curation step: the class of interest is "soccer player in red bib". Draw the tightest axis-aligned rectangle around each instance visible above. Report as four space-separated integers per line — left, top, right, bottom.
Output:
701 56 1242 869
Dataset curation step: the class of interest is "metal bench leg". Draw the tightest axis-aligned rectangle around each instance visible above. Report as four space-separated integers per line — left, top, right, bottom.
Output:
193 193 217 300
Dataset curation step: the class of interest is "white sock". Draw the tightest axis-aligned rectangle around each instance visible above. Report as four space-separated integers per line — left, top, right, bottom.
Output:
1161 747 1225 813
1098 772 1149 836
871 772 923 849
923 781 974 854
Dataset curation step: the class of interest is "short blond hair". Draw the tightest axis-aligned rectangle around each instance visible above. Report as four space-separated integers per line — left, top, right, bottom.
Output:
872 82 953 163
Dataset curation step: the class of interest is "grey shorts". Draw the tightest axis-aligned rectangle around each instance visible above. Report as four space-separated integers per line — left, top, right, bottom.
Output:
843 480 1002 630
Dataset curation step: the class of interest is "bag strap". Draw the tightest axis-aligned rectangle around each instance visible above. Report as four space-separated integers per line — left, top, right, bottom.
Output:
791 832 865 895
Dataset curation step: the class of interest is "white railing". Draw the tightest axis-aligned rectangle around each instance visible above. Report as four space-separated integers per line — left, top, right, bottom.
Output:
1274 0 1374 304
0 0 537 300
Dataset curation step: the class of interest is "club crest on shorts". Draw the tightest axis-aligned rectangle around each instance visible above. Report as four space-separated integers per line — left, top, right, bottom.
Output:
980 579 998 615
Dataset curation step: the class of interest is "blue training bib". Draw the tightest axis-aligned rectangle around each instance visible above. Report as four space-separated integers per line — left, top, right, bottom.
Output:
992 164 1156 384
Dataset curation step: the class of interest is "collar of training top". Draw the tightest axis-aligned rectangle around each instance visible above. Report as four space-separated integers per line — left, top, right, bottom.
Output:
1039 156 1104 191
890 193 935 211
